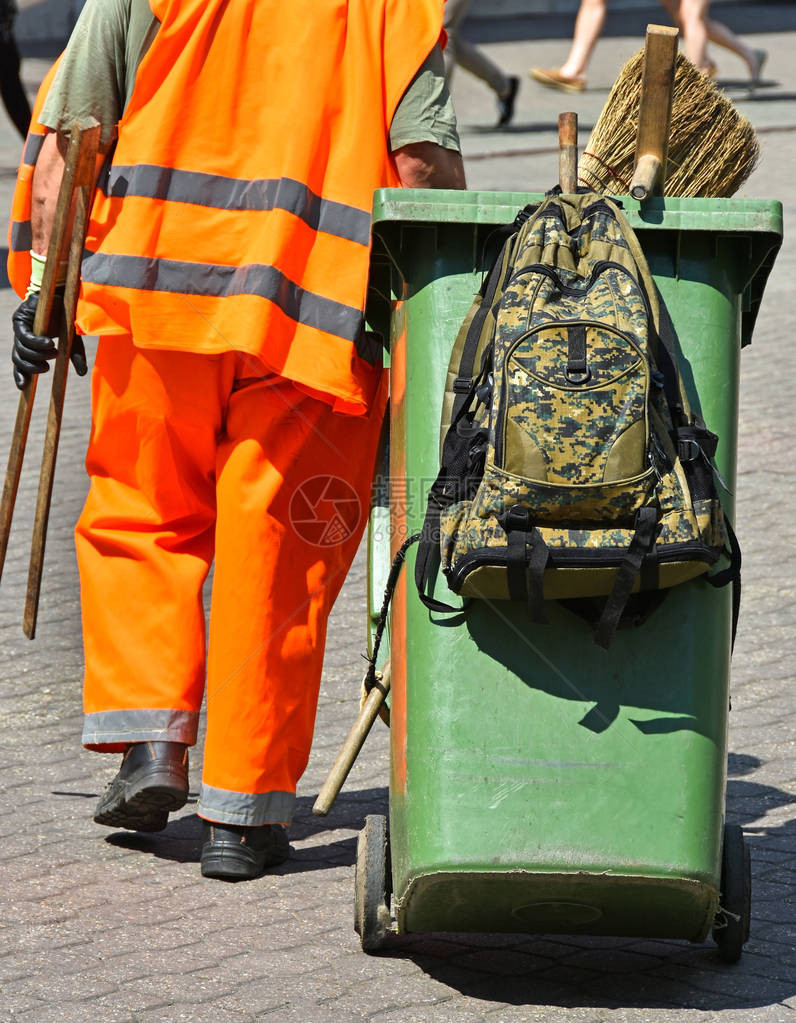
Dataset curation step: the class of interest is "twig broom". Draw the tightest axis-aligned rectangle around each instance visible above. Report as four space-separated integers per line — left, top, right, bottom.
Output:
580 48 759 197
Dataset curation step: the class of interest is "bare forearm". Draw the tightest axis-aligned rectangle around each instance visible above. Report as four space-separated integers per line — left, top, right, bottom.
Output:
393 142 466 189
31 131 69 256
31 129 107 259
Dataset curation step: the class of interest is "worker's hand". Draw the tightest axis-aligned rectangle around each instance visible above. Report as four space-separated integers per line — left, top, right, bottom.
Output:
11 292 87 390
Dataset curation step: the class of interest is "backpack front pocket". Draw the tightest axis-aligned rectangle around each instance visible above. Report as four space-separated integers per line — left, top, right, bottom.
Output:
493 321 650 487
474 461 658 527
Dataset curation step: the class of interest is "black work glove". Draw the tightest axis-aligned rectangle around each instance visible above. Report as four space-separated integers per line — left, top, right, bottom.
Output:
11 291 87 391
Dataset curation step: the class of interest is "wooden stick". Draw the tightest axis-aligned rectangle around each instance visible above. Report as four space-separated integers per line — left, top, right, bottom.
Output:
630 154 662 200
629 24 679 200
22 119 100 639
0 380 37 583
558 112 578 194
313 660 392 817
0 127 92 585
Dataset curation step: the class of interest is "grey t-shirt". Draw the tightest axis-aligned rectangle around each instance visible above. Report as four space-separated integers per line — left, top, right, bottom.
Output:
40 0 460 154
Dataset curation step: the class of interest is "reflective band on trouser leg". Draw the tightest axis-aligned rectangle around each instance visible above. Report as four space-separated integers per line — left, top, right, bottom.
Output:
197 372 388 827
76 336 238 753
82 708 200 748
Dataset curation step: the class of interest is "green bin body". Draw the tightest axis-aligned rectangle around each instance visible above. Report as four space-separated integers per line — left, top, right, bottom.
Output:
366 191 781 941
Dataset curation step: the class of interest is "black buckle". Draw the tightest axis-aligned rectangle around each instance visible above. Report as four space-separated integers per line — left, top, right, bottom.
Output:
678 439 701 462
502 504 532 533
565 366 592 385
453 377 471 394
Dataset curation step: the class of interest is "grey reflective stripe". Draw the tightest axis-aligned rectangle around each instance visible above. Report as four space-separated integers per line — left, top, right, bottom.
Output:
198 784 295 827
23 132 45 167
10 134 45 254
10 219 31 252
81 250 364 343
99 166 371 246
82 708 199 747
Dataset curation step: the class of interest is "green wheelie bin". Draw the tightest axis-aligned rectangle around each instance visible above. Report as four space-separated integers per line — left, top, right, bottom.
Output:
355 190 782 962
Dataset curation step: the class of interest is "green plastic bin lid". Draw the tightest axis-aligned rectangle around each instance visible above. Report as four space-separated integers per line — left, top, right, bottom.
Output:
372 189 782 234
371 189 782 348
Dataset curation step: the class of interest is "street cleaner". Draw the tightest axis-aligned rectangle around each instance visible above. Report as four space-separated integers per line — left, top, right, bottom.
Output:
7 0 465 882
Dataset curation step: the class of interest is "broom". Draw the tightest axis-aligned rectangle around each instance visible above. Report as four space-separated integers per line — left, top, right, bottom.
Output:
579 48 759 198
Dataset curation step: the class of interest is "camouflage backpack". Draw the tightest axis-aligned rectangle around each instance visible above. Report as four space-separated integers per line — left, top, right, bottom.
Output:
415 192 739 648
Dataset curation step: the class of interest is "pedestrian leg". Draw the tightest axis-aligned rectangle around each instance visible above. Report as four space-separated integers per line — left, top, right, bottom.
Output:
0 34 31 139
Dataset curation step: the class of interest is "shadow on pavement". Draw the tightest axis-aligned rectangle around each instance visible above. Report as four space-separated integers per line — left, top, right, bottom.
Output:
737 91 796 103
463 120 596 137
104 811 202 863
101 786 389 873
289 788 389 840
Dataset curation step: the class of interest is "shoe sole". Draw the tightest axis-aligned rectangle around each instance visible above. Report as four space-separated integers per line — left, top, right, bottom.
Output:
94 768 188 831
95 809 170 832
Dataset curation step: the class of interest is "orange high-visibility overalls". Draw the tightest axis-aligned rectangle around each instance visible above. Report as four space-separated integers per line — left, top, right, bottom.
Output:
9 0 443 826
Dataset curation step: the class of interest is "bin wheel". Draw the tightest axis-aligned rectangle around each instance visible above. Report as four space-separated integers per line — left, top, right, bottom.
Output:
354 814 392 952
712 823 751 963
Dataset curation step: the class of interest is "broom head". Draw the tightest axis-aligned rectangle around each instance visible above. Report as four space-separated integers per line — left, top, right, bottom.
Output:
580 51 759 198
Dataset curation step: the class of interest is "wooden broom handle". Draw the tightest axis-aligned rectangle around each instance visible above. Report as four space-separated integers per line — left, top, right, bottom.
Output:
630 25 678 200
313 660 391 817
558 112 578 194
0 375 37 583
22 119 100 639
0 121 99 586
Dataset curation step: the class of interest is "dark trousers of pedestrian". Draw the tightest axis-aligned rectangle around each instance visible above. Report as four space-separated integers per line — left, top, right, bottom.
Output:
0 32 31 140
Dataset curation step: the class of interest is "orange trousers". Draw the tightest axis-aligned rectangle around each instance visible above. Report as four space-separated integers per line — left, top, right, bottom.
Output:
76 336 386 826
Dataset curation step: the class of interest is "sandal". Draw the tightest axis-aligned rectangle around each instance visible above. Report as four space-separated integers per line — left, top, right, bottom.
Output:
529 67 586 93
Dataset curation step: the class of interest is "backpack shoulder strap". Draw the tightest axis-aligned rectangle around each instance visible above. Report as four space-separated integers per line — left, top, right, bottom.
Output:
448 203 541 424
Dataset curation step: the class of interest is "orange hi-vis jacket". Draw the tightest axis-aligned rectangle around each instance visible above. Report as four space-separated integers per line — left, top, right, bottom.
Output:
7 59 60 296
8 0 444 413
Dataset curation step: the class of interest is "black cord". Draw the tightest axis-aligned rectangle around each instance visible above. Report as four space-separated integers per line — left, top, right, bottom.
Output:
364 531 421 693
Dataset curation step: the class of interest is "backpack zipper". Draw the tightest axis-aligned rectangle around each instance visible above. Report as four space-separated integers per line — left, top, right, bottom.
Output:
506 259 650 312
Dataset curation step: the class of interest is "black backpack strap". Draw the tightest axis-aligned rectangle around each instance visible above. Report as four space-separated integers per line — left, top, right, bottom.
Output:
527 529 550 624
651 299 688 425
413 426 473 615
451 208 532 421
479 202 538 267
415 371 492 615
706 513 742 651
414 493 461 614
506 529 527 601
451 247 507 421
594 507 658 650
503 507 550 624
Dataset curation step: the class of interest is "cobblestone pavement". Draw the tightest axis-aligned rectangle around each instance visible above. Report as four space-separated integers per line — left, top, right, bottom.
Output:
0 7 794 1021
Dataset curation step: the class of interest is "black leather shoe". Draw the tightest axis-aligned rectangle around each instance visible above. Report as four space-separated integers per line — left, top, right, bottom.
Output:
93 741 189 832
496 75 519 127
200 821 290 881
